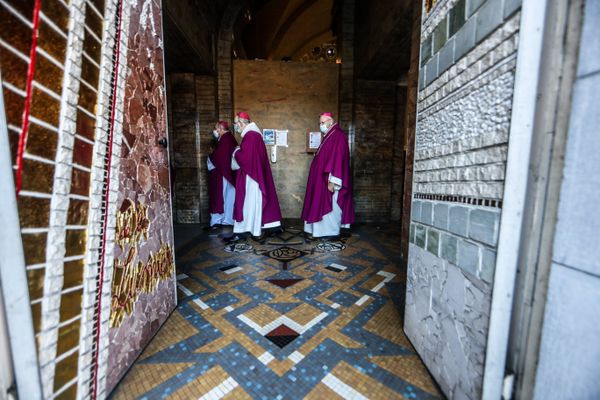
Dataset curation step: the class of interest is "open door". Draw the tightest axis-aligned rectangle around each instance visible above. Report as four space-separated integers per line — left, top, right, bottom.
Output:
0 73 42 399
403 1 545 398
105 0 177 393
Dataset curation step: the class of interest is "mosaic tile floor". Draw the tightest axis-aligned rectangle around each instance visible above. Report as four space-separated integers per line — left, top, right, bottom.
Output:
110 223 443 400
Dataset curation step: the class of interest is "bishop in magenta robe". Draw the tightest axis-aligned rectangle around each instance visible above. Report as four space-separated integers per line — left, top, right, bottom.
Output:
230 112 282 238
301 112 355 238
207 121 238 227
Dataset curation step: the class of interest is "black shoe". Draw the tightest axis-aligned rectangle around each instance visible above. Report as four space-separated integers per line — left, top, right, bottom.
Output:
251 235 266 244
304 232 316 241
319 235 341 242
223 234 248 244
340 228 351 238
204 224 220 232
223 235 239 243
263 226 283 237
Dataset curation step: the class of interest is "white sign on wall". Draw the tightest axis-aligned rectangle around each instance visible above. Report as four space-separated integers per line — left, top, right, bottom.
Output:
275 130 288 147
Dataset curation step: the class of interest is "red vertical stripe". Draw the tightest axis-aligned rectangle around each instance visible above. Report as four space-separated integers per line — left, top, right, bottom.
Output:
15 0 42 196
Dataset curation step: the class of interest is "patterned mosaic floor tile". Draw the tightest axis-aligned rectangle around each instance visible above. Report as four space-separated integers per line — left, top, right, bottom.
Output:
110 224 443 400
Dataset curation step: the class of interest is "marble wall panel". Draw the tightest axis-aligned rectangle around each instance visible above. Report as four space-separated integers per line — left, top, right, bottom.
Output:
106 0 176 392
405 244 491 399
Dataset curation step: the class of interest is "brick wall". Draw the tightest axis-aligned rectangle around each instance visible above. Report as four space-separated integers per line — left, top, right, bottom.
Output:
169 73 201 224
217 35 233 122
338 0 355 135
400 3 422 261
391 87 407 222
169 74 201 224
353 80 396 222
196 75 218 223
167 74 217 224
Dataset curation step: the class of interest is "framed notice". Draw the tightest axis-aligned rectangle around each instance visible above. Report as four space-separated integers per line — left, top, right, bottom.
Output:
275 130 288 147
306 131 322 153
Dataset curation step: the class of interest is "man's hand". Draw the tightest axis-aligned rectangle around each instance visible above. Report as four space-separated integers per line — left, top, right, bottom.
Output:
328 182 335 193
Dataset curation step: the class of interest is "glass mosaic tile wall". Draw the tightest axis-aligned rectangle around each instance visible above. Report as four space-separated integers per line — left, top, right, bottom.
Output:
0 0 175 398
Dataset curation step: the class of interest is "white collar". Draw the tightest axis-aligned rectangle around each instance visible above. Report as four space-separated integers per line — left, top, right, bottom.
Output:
241 122 260 138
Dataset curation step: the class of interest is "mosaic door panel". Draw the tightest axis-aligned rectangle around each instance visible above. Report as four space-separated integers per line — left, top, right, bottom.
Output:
106 0 177 393
0 0 176 398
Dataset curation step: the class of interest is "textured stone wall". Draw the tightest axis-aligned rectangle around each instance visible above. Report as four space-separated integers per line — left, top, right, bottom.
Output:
406 244 491 398
233 60 339 219
405 0 522 398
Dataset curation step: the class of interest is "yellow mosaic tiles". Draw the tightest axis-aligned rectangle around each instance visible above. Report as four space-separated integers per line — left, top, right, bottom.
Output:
112 363 193 399
111 224 443 399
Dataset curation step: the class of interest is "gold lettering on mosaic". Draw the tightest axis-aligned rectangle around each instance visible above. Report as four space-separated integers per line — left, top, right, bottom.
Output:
115 198 149 248
110 243 174 328
110 199 174 328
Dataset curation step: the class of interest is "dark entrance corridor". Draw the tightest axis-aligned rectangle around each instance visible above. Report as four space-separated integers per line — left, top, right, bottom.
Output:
2 0 599 399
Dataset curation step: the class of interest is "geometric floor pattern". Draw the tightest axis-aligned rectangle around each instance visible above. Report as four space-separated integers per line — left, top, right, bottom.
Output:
110 223 444 399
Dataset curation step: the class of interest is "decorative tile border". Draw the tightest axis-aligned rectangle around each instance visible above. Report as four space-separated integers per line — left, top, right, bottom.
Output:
76 0 131 397
414 193 502 208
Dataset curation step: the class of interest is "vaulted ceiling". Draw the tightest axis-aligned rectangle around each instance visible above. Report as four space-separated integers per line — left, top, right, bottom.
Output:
238 0 336 61
163 0 338 73
162 0 417 80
